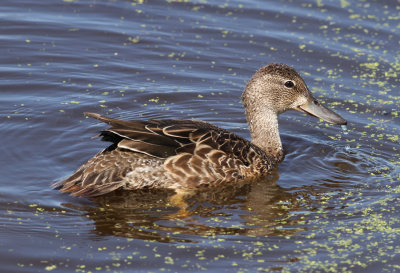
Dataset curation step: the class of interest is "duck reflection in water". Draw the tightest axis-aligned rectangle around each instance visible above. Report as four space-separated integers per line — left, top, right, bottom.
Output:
62 171 331 241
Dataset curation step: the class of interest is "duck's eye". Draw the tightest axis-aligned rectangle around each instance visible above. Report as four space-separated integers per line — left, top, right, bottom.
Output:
284 80 295 88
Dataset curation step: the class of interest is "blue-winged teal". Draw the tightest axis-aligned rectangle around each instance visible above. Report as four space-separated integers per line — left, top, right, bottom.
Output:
55 63 346 197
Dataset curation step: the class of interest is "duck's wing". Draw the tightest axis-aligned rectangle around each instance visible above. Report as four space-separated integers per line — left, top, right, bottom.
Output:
85 112 222 158
86 112 262 163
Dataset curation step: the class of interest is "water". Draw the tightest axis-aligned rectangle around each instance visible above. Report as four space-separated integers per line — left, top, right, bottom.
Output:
1 0 399 272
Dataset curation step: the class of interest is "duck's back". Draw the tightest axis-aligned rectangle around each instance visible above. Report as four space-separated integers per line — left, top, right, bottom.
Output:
55 113 274 197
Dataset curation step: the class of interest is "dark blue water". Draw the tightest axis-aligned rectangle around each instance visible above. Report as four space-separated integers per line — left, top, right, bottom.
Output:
1 0 399 272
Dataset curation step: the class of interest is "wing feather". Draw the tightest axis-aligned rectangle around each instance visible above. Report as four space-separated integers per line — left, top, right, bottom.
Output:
118 139 176 158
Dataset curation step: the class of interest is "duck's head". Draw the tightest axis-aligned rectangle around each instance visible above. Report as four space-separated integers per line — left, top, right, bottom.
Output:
242 63 347 125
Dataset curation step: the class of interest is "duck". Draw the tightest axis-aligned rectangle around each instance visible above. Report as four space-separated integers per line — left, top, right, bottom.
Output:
55 63 347 198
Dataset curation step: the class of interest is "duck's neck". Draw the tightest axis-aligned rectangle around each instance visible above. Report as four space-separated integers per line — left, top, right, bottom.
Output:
246 109 283 161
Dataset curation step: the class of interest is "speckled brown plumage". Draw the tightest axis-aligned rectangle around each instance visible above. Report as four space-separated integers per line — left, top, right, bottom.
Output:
55 63 346 197
55 115 273 197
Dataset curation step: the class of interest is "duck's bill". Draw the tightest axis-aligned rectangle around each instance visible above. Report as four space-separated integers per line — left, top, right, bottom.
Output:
296 99 347 125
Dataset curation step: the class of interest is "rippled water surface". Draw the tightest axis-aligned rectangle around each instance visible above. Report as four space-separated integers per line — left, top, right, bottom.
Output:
1 0 399 272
